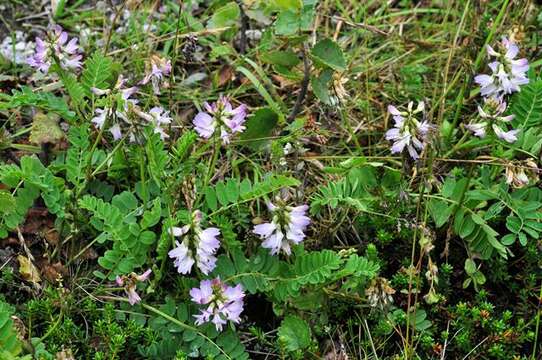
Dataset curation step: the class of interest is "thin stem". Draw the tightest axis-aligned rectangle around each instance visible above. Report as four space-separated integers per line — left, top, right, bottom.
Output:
287 43 310 122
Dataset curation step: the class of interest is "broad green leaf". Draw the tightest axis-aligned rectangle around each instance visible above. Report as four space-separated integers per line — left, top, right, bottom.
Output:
311 38 346 71
274 10 299 35
240 108 278 150
208 2 240 29
278 315 311 352
260 50 300 67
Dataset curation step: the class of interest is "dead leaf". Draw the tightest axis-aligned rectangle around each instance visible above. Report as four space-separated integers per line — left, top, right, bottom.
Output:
40 260 68 283
17 255 41 286
44 229 59 246
216 65 234 87
29 112 64 145
10 315 27 341
55 348 75 360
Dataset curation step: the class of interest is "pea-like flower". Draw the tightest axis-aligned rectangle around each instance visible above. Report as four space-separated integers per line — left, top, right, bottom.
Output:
253 202 310 256
27 25 82 73
133 106 172 140
474 37 529 97
190 278 245 331
193 96 248 144
168 210 220 275
465 97 518 143
140 55 172 95
385 101 431 160
90 75 139 141
115 269 152 305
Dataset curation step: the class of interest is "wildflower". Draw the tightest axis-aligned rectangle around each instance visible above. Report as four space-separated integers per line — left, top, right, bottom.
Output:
115 269 152 305
474 37 529 97
385 101 431 160
465 97 518 143
140 55 172 94
190 278 245 331
27 25 82 73
253 202 310 256
90 75 139 141
365 277 395 310
168 210 220 275
193 96 248 144
133 106 172 140
505 159 539 188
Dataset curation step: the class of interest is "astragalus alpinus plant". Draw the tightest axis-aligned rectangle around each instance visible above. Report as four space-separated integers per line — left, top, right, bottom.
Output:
0 1 541 359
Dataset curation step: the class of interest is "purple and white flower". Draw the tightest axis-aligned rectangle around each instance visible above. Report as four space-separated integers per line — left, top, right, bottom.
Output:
133 106 172 140
190 278 245 332
27 25 82 73
115 269 152 305
385 101 431 160
466 97 519 143
168 210 220 275
140 55 172 94
253 202 310 256
474 37 529 97
90 75 140 141
193 96 248 144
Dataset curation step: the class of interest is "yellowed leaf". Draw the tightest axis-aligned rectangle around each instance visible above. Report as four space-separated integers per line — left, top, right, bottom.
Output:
17 255 41 285
29 112 64 145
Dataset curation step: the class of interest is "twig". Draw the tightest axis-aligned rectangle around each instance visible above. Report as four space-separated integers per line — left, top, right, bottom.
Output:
287 44 310 122
329 15 389 36
103 0 126 55
237 0 248 54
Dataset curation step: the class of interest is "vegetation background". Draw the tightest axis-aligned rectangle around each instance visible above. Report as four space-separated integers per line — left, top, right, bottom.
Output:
0 0 542 359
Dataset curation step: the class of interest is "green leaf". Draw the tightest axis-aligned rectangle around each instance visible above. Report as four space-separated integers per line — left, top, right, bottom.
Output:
278 315 311 352
310 73 331 105
240 108 278 149
464 259 477 275
261 50 300 67
208 2 240 29
269 0 302 10
141 198 162 229
311 39 346 71
511 79 542 128
1 86 75 121
428 199 452 228
518 231 528 246
0 192 15 214
57 68 85 106
0 301 22 356
274 11 299 35
81 52 113 95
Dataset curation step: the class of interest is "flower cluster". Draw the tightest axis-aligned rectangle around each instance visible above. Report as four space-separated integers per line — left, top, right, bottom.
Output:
468 37 529 144
385 101 431 160
168 210 220 275
505 159 539 188
140 55 171 95
91 74 173 141
190 278 244 331
27 25 82 73
474 37 529 97
115 269 152 305
465 97 518 143
193 96 248 144
91 75 139 141
365 277 395 310
253 202 310 256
